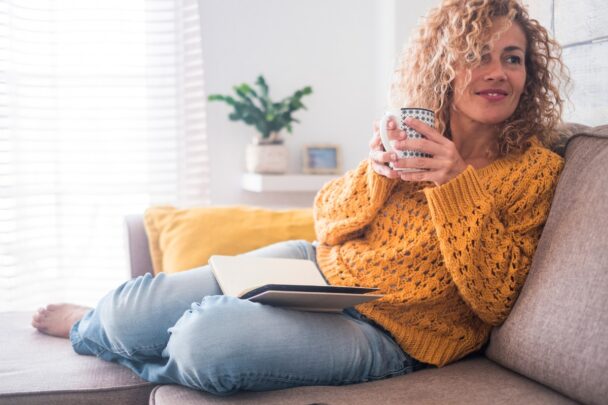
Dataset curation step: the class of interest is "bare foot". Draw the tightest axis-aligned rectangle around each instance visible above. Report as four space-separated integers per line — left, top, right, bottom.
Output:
31 303 92 338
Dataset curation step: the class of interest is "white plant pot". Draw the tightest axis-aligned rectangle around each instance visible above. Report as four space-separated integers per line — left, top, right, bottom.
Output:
245 143 288 174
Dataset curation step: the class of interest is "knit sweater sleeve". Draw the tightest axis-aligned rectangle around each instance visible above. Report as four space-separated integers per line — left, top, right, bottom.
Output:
313 159 400 246
423 150 564 326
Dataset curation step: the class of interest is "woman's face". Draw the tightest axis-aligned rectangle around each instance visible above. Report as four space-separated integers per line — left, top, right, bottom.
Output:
451 18 527 129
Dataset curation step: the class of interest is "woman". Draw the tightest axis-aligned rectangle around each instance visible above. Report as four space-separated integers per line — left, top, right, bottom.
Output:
32 0 566 395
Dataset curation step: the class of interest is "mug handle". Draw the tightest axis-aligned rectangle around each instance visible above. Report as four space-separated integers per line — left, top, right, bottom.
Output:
379 112 400 153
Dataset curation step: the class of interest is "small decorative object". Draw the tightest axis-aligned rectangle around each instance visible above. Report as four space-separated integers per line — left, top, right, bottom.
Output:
245 143 289 174
208 75 313 174
302 144 342 174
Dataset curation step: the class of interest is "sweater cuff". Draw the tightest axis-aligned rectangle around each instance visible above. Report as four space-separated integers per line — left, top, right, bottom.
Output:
423 165 490 219
366 159 399 200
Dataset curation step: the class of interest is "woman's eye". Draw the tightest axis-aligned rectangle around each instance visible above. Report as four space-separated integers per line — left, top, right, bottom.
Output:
506 55 522 64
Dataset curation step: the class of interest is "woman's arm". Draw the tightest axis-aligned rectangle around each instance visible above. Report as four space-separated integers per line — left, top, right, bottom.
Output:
423 151 564 326
314 121 411 246
313 159 400 246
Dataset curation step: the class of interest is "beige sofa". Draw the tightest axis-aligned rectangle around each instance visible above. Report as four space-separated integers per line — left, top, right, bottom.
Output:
1 124 607 405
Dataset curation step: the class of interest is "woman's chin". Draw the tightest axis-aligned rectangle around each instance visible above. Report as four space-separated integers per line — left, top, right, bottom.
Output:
476 114 514 126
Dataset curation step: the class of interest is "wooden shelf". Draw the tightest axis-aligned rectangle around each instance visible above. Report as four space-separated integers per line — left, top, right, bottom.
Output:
241 173 339 192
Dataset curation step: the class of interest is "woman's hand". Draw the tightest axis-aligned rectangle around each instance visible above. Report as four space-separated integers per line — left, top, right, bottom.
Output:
368 118 405 179
392 117 468 186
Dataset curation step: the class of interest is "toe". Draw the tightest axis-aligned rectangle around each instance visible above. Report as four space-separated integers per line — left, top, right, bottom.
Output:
32 320 46 332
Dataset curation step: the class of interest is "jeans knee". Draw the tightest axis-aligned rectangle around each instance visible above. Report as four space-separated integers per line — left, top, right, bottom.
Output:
98 273 162 353
164 296 263 394
245 239 317 262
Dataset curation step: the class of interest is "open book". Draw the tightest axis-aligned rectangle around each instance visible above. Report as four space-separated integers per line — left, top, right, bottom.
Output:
209 255 383 312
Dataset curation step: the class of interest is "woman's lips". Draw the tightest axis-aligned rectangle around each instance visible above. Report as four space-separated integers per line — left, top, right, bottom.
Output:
476 89 508 102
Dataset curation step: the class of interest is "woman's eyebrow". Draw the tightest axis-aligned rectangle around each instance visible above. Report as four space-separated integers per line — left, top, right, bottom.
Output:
504 45 525 53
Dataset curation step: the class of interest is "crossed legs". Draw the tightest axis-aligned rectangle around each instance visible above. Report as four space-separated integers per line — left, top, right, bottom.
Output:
32 240 420 395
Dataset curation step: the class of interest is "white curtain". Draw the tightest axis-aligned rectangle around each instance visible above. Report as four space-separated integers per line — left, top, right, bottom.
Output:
0 0 209 311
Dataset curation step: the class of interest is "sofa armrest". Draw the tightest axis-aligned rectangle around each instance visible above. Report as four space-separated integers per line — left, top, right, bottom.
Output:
124 214 154 279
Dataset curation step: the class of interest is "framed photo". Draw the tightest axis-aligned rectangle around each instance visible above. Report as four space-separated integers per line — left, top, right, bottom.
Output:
302 144 342 174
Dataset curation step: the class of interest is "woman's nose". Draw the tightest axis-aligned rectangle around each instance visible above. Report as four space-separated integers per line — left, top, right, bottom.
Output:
483 61 507 81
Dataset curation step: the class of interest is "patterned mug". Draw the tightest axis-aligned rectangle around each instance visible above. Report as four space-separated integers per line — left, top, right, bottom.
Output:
379 108 435 172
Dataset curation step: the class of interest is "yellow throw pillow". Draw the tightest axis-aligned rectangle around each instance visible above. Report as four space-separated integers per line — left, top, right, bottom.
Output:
144 205 316 274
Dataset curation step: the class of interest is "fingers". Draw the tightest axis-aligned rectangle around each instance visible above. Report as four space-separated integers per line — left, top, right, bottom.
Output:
404 117 445 144
392 137 441 157
369 136 398 167
368 132 382 149
370 117 432 180
369 122 404 157
370 122 400 179
375 117 398 130
386 120 403 141
391 156 441 171
370 159 402 179
399 170 432 182
369 116 466 185
373 118 403 142
369 148 396 162
369 128 401 166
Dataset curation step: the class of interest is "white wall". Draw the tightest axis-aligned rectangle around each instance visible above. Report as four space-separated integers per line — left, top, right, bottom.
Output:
198 0 438 208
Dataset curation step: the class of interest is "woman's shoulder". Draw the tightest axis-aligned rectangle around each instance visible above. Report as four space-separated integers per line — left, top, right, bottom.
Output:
499 137 565 198
487 137 564 205
524 136 565 172
486 137 563 191
482 136 563 179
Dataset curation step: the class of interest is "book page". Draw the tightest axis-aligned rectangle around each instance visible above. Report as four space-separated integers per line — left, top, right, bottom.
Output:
209 255 327 297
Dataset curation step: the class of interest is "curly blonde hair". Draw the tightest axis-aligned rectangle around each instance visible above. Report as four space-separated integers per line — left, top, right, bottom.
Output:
390 0 568 156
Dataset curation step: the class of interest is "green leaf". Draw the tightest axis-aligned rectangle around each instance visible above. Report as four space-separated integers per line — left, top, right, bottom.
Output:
256 76 269 98
209 76 312 138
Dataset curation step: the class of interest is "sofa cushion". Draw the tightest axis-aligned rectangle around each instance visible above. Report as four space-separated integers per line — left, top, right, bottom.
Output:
144 205 316 274
486 126 608 405
149 356 576 405
0 311 154 405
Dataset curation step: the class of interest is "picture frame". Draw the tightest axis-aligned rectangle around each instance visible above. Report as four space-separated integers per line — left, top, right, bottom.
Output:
302 144 342 174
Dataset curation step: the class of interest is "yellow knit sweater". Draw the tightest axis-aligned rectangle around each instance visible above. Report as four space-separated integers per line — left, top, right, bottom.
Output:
313 139 564 367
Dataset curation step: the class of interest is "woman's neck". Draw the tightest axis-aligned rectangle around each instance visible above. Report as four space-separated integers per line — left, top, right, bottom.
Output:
449 117 500 162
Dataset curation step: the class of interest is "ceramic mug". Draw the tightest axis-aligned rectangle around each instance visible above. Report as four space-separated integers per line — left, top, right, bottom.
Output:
379 108 435 172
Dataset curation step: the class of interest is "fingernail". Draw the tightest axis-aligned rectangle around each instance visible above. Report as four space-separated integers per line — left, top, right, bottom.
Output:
390 153 397 161
404 117 413 124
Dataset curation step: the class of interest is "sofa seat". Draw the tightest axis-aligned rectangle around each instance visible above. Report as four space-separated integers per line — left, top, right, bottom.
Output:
0 311 154 405
0 311 578 405
149 356 577 405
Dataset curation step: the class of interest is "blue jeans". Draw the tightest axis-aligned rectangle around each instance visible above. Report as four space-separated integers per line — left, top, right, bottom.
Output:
70 240 427 395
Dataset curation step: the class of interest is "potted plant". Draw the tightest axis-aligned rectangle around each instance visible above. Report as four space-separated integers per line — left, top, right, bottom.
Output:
208 75 313 174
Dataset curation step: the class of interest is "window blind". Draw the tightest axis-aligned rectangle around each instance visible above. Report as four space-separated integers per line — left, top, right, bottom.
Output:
0 0 209 311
